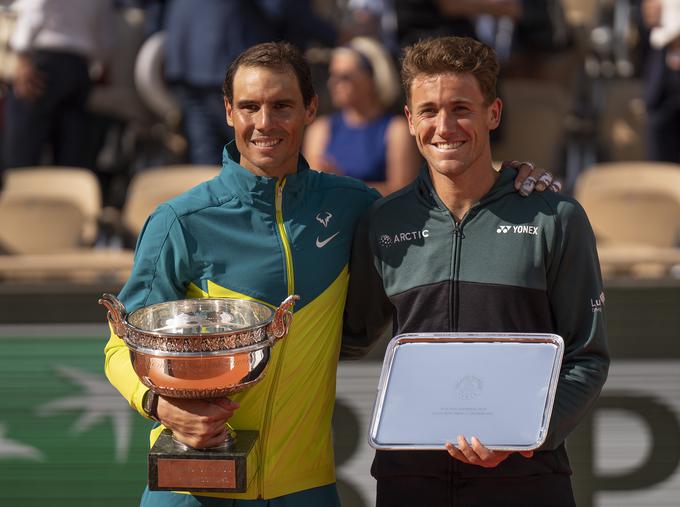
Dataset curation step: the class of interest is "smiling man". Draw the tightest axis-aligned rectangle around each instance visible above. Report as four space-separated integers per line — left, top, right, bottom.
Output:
343 36 609 507
104 41 557 507
105 42 377 507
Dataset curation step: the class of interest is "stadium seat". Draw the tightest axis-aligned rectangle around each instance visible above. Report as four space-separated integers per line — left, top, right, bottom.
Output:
0 167 102 253
574 162 680 278
0 167 133 282
121 165 220 239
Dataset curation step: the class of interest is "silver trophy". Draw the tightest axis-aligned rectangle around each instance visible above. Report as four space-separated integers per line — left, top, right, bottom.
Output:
99 293 298 492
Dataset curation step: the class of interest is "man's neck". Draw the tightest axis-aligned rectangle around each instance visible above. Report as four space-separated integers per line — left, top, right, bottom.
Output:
238 158 297 180
429 162 499 223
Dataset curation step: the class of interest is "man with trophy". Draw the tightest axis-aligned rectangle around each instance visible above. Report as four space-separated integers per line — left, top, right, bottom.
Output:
343 36 609 506
103 40 556 506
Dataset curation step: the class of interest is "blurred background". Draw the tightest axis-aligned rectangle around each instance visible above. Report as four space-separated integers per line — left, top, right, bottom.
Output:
0 0 678 506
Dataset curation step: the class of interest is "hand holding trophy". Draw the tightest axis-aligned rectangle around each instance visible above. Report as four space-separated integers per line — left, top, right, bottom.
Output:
99 293 298 492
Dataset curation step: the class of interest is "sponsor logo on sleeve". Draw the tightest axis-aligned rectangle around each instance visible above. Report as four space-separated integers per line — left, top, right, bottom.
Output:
591 291 606 312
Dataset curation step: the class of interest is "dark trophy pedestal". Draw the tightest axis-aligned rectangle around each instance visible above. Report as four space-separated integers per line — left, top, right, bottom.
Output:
148 429 259 492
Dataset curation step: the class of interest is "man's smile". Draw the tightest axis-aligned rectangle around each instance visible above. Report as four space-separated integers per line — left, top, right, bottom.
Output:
431 141 466 152
251 138 283 148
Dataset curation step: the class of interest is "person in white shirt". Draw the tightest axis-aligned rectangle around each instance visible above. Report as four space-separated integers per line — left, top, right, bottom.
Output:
3 0 114 169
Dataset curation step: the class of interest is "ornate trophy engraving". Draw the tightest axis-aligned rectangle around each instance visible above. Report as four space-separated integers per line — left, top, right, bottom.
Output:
99 293 298 492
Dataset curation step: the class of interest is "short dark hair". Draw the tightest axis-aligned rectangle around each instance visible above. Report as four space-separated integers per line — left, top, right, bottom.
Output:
401 36 499 105
223 41 316 107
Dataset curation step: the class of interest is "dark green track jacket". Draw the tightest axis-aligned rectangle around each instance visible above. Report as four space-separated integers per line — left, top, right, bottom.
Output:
344 166 610 479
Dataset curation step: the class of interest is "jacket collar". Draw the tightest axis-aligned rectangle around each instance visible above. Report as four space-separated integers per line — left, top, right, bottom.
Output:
218 142 310 208
416 164 517 214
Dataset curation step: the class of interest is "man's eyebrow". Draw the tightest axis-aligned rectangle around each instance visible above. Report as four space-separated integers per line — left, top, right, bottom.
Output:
417 97 474 110
235 98 297 107
415 101 437 111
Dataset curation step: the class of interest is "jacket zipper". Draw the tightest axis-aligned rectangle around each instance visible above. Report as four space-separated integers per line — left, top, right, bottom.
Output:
258 178 295 498
451 220 462 331
275 179 295 295
450 217 465 474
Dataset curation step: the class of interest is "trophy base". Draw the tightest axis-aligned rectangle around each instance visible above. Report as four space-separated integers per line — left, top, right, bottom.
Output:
148 428 258 492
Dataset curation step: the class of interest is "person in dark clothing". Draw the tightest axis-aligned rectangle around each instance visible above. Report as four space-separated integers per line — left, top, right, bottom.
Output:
641 0 680 163
343 36 608 507
163 0 337 164
3 0 114 169
393 0 521 47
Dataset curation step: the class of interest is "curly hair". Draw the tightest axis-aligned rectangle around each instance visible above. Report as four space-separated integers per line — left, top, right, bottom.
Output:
401 36 500 105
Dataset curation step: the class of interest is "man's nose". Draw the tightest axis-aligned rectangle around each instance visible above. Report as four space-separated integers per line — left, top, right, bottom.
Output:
256 107 273 130
435 110 455 137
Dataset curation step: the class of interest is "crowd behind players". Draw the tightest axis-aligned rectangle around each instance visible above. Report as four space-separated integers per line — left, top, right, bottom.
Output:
0 0 679 205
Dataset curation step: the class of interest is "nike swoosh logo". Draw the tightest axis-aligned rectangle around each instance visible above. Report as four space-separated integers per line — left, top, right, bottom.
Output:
316 231 340 248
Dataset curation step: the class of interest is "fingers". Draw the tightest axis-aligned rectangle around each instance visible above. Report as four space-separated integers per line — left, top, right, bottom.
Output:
173 424 231 449
518 176 537 197
505 159 555 196
445 436 513 468
469 436 495 462
446 435 488 465
456 435 483 464
548 180 562 193
501 160 526 190
14 70 46 101
534 171 553 192
156 397 238 447
519 450 534 458
211 398 240 417
210 398 240 422
445 440 467 461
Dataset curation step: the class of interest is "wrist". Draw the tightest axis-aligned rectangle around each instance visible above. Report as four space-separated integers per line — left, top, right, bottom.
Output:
142 390 160 422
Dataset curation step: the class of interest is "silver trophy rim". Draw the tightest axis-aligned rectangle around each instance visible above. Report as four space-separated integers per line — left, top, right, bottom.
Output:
123 297 276 339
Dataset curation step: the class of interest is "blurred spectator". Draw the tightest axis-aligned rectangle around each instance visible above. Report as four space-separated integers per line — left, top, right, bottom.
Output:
642 0 680 163
392 1 569 71
163 0 337 165
3 0 115 169
393 0 522 48
304 37 420 196
340 0 399 55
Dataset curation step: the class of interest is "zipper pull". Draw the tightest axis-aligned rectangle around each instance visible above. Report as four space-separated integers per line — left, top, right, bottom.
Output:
453 221 465 239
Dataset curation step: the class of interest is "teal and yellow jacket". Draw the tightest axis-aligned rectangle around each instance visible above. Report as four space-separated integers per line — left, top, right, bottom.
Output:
104 143 378 499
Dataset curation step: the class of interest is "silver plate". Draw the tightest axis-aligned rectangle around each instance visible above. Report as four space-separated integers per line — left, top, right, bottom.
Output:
368 333 564 451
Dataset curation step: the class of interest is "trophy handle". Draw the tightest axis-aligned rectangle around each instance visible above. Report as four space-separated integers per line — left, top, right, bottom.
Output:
267 295 299 342
98 293 128 338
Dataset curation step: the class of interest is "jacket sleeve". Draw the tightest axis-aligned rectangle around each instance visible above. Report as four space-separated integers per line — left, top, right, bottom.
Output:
103 204 191 417
341 211 393 359
542 198 610 449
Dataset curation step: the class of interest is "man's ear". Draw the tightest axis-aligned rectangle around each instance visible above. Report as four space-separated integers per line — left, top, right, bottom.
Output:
487 98 502 131
404 104 416 136
304 95 319 126
224 97 234 127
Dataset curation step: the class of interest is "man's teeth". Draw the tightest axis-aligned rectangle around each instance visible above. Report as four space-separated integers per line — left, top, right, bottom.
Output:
252 139 280 147
435 142 464 149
